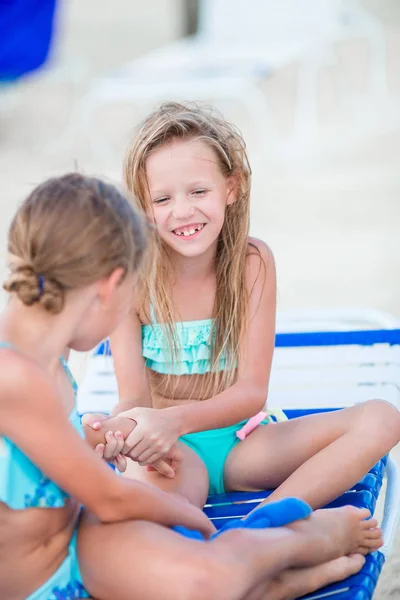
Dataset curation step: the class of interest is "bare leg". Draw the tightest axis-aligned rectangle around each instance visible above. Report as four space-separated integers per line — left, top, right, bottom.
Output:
224 400 400 509
124 442 209 507
77 506 382 600
245 554 365 600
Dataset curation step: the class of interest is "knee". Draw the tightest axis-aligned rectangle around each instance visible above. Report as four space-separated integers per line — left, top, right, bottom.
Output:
357 399 400 449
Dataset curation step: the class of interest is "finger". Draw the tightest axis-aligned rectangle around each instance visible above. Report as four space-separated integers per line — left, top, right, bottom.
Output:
167 447 184 464
151 459 175 478
163 447 183 472
113 453 127 473
118 409 137 422
137 450 166 465
114 431 125 456
81 413 106 430
202 521 217 539
137 444 170 465
126 438 154 461
122 429 144 455
103 432 119 460
95 444 105 458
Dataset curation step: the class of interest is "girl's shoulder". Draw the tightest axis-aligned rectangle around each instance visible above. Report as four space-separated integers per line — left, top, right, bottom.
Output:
246 237 275 276
247 236 273 256
0 346 32 386
244 238 276 311
0 348 47 427
129 291 147 325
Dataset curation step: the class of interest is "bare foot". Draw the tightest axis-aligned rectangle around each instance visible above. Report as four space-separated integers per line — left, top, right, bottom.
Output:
288 506 382 564
263 554 366 600
210 506 380 599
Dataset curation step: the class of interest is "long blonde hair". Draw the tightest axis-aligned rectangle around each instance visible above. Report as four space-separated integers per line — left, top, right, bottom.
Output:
124 102 253 397
4 173 148 314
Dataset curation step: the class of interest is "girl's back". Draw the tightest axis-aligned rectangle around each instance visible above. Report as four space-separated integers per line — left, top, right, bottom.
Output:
0 346 83 599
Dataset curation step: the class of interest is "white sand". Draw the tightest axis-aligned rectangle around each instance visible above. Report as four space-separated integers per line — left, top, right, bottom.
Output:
0 1 399 596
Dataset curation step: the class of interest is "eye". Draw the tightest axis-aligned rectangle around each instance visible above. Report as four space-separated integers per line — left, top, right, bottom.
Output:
153 197 169 205
192 189 207 196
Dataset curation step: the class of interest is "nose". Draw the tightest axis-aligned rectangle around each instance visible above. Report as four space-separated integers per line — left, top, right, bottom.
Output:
172 197 195 220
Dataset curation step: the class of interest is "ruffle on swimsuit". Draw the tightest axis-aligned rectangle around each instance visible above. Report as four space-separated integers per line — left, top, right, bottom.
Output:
142 319 230 375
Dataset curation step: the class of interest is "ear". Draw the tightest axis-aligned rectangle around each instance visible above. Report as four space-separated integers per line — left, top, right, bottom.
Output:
226 175 239 206
97 267 125 308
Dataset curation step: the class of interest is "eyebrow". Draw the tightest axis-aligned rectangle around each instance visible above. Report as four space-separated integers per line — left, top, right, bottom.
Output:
151 181 212 195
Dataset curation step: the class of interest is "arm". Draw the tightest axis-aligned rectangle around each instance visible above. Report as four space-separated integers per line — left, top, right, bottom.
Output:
0 351 214 536
117 240 277 465
86 311 181 475
109 307 152 415
171 239 276 434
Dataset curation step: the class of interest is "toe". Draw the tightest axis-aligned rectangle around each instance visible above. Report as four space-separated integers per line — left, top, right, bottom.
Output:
362 517 378 529
364 527 382 539
358 508 372 520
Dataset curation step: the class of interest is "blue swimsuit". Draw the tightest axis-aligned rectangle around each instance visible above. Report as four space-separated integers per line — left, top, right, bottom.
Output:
142 320 286 495
0 343 89 600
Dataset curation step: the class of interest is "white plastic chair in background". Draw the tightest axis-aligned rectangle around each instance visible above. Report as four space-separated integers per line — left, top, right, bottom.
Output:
66 0 389 161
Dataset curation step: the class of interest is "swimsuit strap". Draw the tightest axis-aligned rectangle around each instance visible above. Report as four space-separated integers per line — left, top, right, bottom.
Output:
0 341 14 349
60 355 78 395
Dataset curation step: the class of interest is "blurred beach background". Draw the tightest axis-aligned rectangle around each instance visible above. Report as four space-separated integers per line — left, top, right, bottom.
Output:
0 1 399 596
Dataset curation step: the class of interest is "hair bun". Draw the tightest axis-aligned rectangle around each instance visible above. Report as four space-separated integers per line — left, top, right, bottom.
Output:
40 277 65 314
3 265 40 305
3 266 65 314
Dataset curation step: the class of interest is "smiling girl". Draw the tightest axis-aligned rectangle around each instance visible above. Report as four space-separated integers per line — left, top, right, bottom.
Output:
87 102 400 514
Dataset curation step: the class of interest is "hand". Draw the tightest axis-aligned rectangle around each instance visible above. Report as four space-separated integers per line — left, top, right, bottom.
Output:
82 412 181 478
94 439 179 478
94 440 127 472
82 413 127 473
144 445 184 476
120 406 182 465
184 504 216 539
168 493 216 539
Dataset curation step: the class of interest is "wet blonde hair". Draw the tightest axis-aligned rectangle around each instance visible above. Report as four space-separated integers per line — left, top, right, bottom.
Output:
4 173 147 314
124 102 254 397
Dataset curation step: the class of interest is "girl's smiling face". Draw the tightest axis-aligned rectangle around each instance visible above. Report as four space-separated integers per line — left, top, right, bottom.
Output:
145 138 236 259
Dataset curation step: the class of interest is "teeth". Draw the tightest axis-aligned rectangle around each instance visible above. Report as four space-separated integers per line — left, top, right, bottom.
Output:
174 225 204 236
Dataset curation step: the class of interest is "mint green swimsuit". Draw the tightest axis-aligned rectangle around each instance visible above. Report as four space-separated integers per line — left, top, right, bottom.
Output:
0 343 89 600
142 319 272 495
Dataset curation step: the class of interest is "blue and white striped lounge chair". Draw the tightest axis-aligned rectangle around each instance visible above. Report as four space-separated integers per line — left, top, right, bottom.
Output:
77 309 400 600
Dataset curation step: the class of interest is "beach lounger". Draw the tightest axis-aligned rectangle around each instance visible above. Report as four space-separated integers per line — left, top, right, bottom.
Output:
77 309 400 599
